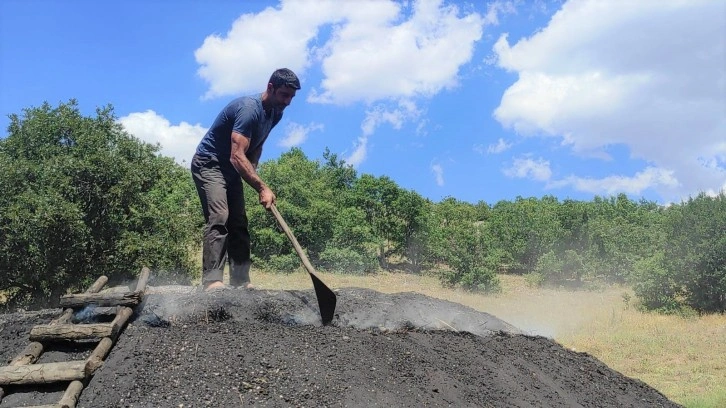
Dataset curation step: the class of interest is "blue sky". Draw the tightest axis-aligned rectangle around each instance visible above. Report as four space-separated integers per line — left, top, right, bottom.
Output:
1 0 724 205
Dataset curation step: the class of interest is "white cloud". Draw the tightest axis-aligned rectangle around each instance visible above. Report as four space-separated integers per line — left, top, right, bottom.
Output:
195 0 483 105
550 167 679 196
365 100 421 135
487 138 512 154
492 0 726 200
503 155 682 196
346 136 368 168
118 110 206 166
431 163 445 186
504 156 552 181
483 0 517 26
309 0 484 105
194 0 333 99
704 183 726 199
474 138 512 154
347 100 422 167
279 122 323 148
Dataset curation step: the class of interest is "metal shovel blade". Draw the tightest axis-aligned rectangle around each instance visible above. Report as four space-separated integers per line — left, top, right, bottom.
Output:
270 204 337 325
308 271 337 325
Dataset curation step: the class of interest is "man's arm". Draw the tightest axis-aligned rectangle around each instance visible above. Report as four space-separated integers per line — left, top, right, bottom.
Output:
230 131 275 208
247 145 263 169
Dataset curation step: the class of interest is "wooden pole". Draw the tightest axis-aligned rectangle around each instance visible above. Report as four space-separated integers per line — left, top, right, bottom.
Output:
30 305 134 343
269 204 337 325
29 323 115 342
84 306 133 373
135 267 151 292
0 361 88 385
84 337 113 374
59 291 143 308
8 342 44 366
55 276 109 324
0 276 107 403
58 380 85 408
109 306 134 339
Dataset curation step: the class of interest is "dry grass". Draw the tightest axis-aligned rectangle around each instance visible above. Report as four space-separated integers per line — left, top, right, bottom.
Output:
251 269 726 408
559 307 726 407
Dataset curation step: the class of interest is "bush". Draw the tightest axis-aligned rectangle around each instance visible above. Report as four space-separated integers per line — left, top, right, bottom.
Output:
318 246 377 275
532 250 587 287
260 253 302 273
524 272 546 287
458 266 501 293
631 193 726 313
631 253 681 313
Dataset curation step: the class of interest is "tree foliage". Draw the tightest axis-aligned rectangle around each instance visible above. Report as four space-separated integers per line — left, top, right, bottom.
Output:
0 100 200 307
632 193 726 313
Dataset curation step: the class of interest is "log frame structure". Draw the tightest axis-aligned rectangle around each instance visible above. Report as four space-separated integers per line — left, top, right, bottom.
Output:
0 267 150 408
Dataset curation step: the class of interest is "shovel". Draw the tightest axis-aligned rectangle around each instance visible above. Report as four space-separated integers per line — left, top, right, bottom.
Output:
269 204 337 325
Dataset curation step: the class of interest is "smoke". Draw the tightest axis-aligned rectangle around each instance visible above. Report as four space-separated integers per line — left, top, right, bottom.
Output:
137 286 202 326
131 286 521 337
137 287 324 327
335 289 520 336
72 304 98 323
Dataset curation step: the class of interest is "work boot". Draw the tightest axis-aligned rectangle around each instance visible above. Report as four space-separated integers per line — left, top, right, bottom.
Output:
230 260 252 288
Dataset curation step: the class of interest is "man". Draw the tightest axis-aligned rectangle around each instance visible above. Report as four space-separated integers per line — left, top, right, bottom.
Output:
191 68 300 291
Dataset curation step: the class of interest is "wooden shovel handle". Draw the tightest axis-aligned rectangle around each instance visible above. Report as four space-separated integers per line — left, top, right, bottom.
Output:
269 204 317 275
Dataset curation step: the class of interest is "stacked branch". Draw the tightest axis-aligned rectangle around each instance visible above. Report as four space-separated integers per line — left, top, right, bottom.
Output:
59 291 143 308
0 267 150 407
0 276 107 402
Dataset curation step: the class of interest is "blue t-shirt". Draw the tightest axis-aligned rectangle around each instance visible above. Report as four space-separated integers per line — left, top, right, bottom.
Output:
195 94 282 167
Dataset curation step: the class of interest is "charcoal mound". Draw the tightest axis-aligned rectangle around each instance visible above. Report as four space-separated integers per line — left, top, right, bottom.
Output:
0 288 679 407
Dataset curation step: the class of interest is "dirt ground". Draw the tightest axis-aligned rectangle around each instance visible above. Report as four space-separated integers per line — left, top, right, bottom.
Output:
0 287 680 407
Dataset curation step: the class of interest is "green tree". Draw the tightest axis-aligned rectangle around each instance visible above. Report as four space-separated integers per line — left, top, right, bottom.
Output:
585 194 663 283
0 100 201 307
488 196 563 273
636 193 726 313
631 252 681 312
347 174 405 268
420 198 500 292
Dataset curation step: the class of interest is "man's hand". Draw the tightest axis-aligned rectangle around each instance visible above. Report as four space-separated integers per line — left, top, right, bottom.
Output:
259 186 276 209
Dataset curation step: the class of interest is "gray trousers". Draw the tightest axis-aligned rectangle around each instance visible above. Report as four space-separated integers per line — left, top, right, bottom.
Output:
191 154 251 286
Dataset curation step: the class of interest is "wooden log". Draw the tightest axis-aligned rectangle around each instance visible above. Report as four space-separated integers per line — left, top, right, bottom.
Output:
87 275 109 293
70 306 118 319
54 307 75 325
59 291 142 308
135 267 151 293
109 306 133 339
30 304 134 343
0 276 109 403
85 307 133 373
29 323 114 342
0 361 88 385
57 306 118 327
9 342 44 366
85 337 113 374
54 276 110 324
58 379 85 408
